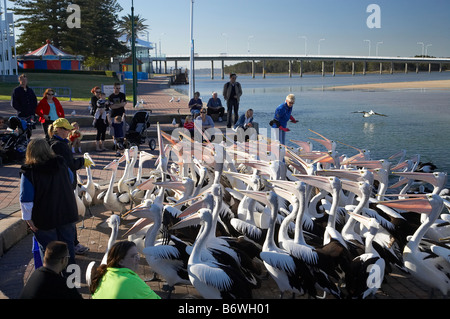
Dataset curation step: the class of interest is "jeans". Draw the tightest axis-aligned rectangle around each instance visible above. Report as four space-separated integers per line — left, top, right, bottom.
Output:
34 222 77 265
226 100 239 128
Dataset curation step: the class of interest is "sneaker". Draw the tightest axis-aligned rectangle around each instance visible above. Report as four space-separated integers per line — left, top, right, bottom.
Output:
218 117 223 122
74 243 89 255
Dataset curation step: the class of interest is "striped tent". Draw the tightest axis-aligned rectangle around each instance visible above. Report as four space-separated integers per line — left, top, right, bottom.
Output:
17 40 84 71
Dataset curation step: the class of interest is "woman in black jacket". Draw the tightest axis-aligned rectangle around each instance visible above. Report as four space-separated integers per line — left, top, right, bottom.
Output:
20 138 79 264
47 118 91 255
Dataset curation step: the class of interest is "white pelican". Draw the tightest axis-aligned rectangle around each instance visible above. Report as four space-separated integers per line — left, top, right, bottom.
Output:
174 208 253 299
79 153 99 205
123 199 191 299
381 194 450 297
241 190 311 298
86 214 120 286
97 160 130 215
352 110 387 117
345 212 386 299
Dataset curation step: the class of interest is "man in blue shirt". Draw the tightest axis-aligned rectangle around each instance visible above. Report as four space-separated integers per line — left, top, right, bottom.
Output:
271 94 298 145
206 92 225 122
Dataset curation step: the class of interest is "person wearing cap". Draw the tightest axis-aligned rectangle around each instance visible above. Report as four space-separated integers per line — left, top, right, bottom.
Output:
48 118 92 255
271 94 298 145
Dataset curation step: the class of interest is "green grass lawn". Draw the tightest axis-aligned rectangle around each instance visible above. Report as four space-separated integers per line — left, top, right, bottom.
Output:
0 72 132 101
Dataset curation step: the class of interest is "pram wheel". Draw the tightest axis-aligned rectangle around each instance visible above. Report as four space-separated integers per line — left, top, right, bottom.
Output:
148 138 156 150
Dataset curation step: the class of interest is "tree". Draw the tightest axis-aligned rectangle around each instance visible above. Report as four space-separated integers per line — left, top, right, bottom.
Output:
117 14 149 43
11 0 128 67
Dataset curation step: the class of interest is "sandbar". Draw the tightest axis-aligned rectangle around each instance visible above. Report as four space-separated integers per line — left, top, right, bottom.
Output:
329 79 450 91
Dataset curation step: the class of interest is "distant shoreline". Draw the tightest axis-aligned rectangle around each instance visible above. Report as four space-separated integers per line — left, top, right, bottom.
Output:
328 79 450 91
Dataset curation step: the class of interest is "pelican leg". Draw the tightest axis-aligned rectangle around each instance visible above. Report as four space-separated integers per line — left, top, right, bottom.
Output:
162 284 175 299
144 272 159 282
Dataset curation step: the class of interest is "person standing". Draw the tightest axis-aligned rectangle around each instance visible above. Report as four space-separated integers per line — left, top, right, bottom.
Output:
206 91 225 122
35 88 65 140
11 74 37 137
90 241 161 299
48 118 92 255
223 73 242 128
89 86 102 116
108 83 127 119
19 139 79 265
271 94 298 145
19 241 83 299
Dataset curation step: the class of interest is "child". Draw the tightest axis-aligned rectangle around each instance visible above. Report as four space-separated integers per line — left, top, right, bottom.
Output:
92 93 110 152
110 114 126 156
68 122 83 153
183 115 194 137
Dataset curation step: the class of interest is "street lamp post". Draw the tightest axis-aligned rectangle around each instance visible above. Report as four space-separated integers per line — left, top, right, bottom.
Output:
364 39 371 56
417 42 424 57
425 44 432 57
189 0 195 100
318 38 325 55
376 41 383 56
300 36 307 55
131 0 137 108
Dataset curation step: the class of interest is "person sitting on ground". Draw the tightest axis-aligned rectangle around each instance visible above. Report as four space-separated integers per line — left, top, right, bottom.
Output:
90 240 161 299
19 241 83 299
110 114 126 156
183 115 195 137
194 108 215 131
206 91 225 122
234 108 254 130
68 122 83 154
188 91 203 117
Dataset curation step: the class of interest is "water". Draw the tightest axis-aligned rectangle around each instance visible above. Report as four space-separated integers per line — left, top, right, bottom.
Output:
174 72 450 189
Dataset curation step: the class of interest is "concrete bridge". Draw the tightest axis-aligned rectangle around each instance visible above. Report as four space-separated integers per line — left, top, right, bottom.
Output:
164 54 450 78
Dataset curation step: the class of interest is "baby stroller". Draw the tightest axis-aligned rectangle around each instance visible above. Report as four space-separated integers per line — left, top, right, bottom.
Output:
0 116 32 164
125 111 156 150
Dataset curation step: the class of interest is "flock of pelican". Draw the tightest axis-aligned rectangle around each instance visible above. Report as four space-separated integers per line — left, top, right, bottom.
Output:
80 124 450 299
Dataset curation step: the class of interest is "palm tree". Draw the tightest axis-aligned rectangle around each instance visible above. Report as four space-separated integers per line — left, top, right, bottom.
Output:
117 14 149 43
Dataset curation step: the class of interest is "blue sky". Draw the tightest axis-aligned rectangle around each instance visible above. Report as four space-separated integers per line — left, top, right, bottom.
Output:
5 0 450 65
115 0 450 59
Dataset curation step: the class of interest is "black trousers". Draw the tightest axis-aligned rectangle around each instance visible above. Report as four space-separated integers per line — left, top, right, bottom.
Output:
207 106 225 118
226 99 239 128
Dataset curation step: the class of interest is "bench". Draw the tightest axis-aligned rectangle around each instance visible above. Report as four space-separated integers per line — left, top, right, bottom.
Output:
31 87 72 101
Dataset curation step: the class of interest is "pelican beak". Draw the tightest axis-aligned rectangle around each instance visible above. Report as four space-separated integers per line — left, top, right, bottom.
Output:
378 197 432 214
272 187 295 201
103 160 118 170
177 198 210 218
340 180 365 197
292 174 334 193
123 218 154 237
137 178 156 190
172 211 202 230
122 202 153 219
237 190 270 206
172 192 205 208
223 171 255 185
391 161 409 171
154 180 185 191
346 210 374 229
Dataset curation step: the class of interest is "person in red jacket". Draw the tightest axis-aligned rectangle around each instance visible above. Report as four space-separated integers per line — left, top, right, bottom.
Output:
35 88 65 140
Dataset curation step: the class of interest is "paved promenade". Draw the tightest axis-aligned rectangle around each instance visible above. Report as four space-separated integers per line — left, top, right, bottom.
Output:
0 76 442 300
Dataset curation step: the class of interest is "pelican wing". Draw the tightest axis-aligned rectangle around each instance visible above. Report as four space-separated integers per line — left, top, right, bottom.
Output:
190 263 233 291
260 251 296 274
283 241 318 265
430 245 450 263
143 245 180 260
230 219 263 241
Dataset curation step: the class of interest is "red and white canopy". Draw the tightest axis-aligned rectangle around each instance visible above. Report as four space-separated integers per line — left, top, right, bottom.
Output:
26 40 75 58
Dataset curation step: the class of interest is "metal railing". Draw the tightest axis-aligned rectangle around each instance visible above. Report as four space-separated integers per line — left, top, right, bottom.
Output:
31 87 72 101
